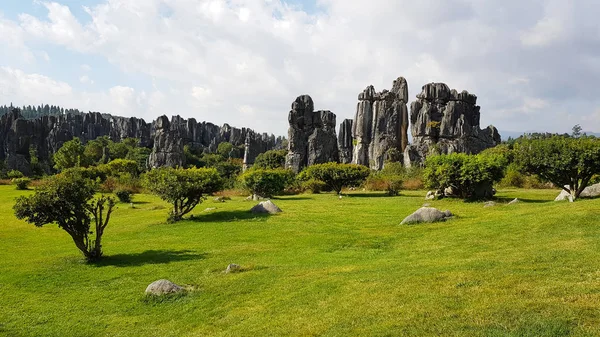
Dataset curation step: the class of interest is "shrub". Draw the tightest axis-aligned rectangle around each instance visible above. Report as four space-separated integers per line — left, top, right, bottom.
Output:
298 162 370 194
98 159 139 178
253 150 287 169
7 170 24 179
513 136 600 199
302 178 327 194
115 189 133 203
143 167 224 222
365 162 404 196
238 168 295 198
424 152 506 200
12 178 31 190
13 170 115 261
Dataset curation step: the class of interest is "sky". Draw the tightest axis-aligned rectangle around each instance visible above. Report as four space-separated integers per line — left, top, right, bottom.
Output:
1 0 600 137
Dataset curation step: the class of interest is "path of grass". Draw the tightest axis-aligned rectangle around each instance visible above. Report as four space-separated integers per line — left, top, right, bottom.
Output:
1 186 600 336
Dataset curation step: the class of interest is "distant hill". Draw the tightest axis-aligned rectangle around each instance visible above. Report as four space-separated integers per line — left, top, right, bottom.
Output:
499 130 600 141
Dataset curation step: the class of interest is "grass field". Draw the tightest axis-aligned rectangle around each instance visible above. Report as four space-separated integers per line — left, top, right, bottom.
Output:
2 185 600 336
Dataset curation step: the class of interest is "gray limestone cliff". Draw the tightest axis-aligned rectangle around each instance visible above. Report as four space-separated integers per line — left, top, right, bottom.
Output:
403 83 501 167
352 77 410 170
285 95 339 173
337 119 353 164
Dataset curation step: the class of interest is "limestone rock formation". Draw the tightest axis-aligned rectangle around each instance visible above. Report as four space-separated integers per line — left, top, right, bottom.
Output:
250 200 282 214
243 130 280 170
338 119 353 164
555 183 600 201
352 77 410 170
0 108 283 173
403 83 501 167
286 95 339 173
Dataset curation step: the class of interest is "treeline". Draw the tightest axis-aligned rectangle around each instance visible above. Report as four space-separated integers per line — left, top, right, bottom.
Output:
0 104 84 119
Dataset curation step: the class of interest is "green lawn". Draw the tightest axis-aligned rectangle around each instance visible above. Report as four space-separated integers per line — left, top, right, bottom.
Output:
1 185 600 336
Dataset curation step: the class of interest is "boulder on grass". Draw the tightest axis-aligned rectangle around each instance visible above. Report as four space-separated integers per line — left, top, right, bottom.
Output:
251 200 282 214
555 183 600 201
225 263 242 273
401 207 453 225
508 198 520 205
145 279 183 295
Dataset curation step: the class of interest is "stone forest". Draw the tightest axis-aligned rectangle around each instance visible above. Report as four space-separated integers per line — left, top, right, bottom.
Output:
0 77 501 175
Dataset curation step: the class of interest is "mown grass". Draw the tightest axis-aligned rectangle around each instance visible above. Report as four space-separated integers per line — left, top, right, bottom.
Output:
1 186 600 336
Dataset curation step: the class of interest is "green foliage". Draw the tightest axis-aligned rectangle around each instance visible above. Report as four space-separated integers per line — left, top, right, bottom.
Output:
301 178 327 194
214 159 243 188
53 138 90 170
298 162 370 194
84 136 111 164
253 150 287 170
12 178 31 190
424 152 506 200
115 189 133 203
13 170 115 261
7 170 24 179
238 168 295 198
142 167 224 222
217 142 234 158
514 136 600 198
365 162 404 196
98 159 139 178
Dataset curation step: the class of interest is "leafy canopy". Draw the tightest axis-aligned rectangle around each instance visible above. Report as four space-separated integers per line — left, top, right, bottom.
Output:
298 162 370 194
238 168 295 197
142 167 224 222
513 136 600 198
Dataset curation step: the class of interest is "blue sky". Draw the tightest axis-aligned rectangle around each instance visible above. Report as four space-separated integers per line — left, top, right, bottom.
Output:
0 0 599 136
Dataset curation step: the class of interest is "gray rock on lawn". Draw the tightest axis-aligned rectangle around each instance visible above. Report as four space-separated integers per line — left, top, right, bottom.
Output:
145 279 183 295
484 201 497 208
555 183 600 201
251 200 282 214
401 207 453 225
425 191 435 200
225 263 242 273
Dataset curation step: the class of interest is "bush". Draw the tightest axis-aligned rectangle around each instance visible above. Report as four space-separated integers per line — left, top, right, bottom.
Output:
253 150 287 170
298 162 370 194
7 170 24 179
302 178 327 194
13 177 31 190
143 167 224 222
115 189 133 203
365 162 404 196
424 152 506 200
238 168 295 198
13 170 115 261
98 159 139 178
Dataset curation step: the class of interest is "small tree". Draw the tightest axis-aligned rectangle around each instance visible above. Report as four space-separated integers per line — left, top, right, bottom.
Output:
238 168 295 198
53 138 90 170
514 136 600 199
253 150 287 169
13 171 115 261
423 152 506 200
298 162 370 194
142 167 224 222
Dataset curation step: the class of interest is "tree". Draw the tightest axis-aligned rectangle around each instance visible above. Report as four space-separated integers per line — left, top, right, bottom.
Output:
238 168 295 198
84 136 111 164
423 152 506 200
13 170 115 261
53 138 90 170
217 142 234 158
253 150 287 169
142 167 224 222
514 136 600 199
572 124 583 138
297 163 370 194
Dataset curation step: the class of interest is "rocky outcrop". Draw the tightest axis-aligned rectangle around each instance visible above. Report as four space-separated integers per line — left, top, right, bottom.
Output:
286 95 339 173
0 108 283 173
338 119 353 164
352 77 410 170
400 207 453 225
404 83 501 167
243 130 281 170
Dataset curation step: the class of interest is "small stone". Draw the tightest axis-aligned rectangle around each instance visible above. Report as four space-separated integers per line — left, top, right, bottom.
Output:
508 198 520 205
425 191 435 200
203 208 216 212
422 203 431 207
401 207 453 225
250 200 282 214
484 201 496 208
145 279 183 295
225 264 242 273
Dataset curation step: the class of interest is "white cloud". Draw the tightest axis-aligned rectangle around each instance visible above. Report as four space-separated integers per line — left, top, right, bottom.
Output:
79 75 94 84
0 0 599 135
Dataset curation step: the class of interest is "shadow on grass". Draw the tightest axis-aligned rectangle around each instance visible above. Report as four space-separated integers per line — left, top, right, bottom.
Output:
132 201 150 205
493 196 551 204
273 196 313 200
92 250 207 267
344 193 394 198
191 210 271 223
